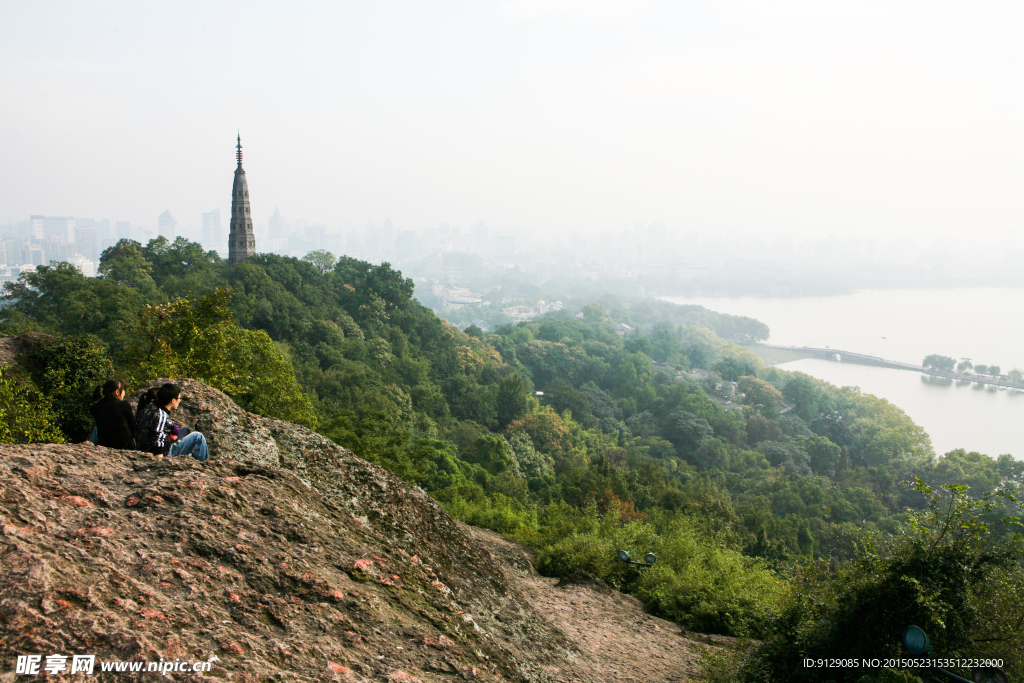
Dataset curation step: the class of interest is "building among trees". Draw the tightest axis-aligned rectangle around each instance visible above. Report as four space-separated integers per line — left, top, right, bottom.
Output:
158 210 176 240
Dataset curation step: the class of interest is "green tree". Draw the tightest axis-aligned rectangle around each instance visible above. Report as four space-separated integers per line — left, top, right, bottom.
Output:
0 368 65 444
143 236 222 288
783 374 820 423
495 372 534 428
796 434 841 477
922 354 956 372
738 376 783 417
99 239 160 299
712 481 1024 682
745 412 782 444
302 249 336 274
682 340 714 369
2 262 148 341
713 355 758 381
542 379 593 426
693 438 730 470
462 434 520 476
581 303 612 323
506 430 553 480
758 440 811 476
662 410 713 454
32 335 115 442
122 289 316 427
508 407 575 466
931 449 1001 494
227 326 319 427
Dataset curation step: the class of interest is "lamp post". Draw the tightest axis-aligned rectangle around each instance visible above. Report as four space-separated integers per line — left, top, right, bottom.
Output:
617 550 657 568
902 626 1008 683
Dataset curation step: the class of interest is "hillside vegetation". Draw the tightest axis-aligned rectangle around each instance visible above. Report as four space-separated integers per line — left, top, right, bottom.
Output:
2 237 1023 681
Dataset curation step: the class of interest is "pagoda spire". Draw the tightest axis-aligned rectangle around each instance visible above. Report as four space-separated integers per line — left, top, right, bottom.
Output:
228 132 256 264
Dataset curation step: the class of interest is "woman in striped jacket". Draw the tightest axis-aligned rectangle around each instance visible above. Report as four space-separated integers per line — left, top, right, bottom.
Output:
135 383 209 461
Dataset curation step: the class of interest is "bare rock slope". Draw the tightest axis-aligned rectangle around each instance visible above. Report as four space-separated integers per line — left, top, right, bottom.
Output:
0 379 720 682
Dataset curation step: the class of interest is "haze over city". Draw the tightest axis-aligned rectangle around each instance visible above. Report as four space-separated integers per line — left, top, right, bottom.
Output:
7 5 1024 679
4 0 1024 253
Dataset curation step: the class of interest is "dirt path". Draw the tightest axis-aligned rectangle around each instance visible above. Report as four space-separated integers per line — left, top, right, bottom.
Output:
466 526 734 683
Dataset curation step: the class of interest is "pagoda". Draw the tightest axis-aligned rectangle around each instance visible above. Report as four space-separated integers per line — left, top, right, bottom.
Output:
229 134 256 264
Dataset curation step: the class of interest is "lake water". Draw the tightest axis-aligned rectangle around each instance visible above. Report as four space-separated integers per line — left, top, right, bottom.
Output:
660 288 1024 458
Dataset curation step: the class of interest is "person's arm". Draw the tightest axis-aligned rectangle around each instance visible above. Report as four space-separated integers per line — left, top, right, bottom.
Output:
122 401 138 449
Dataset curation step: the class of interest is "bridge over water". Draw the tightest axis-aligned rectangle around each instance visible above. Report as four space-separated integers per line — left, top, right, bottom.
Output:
744 343 1024 391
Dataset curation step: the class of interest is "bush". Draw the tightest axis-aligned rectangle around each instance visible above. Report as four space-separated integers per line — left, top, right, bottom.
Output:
706 480 1024 681
0 368 64 444
536 510 786 637
31 334 114 442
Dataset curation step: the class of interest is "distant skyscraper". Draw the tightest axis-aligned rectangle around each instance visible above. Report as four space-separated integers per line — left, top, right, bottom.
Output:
202 209 221 250
266 207 285 248
158 210 176 240
31 216 75 242
228 134 256 264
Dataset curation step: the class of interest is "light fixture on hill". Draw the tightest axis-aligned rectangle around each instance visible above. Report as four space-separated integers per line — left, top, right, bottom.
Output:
617 550 657 568
902 625 1007 683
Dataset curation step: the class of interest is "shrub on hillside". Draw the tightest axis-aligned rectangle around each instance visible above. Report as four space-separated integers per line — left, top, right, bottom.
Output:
536 510 786 637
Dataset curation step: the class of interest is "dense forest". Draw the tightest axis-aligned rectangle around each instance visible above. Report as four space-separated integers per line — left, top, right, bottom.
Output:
2 237 1022 681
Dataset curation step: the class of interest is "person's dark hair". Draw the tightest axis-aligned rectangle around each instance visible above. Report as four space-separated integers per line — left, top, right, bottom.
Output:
157 383 181 407
92 384 103 402
136 388 158 414
101 379 127 398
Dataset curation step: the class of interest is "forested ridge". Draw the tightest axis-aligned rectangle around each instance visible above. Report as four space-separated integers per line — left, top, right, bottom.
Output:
2 237 1023 681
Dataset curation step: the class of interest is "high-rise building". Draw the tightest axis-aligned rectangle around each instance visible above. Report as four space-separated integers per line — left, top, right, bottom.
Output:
228 134 256 264
158 210 176 240
202 209 221 251
26 244 44 266
3 239 23 266
265 207 285 250
30 216 76 242
75 226 97 260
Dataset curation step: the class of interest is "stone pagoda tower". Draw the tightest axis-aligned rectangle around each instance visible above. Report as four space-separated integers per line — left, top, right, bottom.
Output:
228 134 256 264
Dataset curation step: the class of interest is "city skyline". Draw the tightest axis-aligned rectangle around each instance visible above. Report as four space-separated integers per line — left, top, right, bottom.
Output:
4 2 1024 247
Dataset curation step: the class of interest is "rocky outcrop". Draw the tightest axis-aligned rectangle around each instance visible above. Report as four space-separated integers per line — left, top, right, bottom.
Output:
0 380 578 682
1 379 716 682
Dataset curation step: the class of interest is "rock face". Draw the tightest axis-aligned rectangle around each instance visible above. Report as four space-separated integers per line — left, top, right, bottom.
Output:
0 379 574 682
0 379 715 682
130 380 282 468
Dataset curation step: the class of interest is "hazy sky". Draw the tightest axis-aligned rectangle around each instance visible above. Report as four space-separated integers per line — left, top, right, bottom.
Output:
3 0 1024 244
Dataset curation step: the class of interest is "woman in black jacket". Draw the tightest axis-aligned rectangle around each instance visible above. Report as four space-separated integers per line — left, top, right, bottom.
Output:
89 379 137 450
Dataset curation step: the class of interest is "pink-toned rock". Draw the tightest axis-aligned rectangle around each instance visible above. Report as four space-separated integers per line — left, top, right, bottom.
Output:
328 661 354 676
60 495 94 507
387 672 423 682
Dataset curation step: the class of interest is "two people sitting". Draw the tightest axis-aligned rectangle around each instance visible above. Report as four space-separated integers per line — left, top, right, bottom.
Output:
90 381 209 461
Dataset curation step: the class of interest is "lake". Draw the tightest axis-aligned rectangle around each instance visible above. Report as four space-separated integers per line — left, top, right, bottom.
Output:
660 288 1024 458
